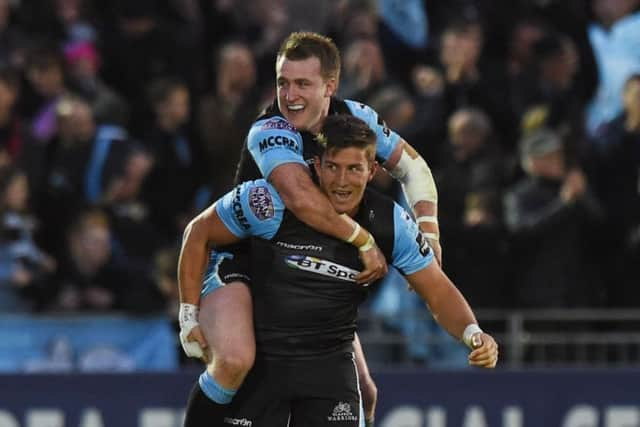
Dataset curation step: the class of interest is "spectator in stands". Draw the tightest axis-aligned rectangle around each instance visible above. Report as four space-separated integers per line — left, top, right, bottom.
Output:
366 85 417 196
0 166 56 312
197 41 260 199
587 0 640 137
408 64 448 169
100 144 161 270
503 129 605 308
64 40 129 126
0 66 24 167
53 0 96 43
437 18 515 149
338 38 389 102
436 108 508 307
507 18 546 81
47 208 126 312
23 44 68 144
377 0 429 82
515 33 585 165
588 74 640 305
143 77 203 242
29 95 127 258
18 0 96 45
98 0 194 136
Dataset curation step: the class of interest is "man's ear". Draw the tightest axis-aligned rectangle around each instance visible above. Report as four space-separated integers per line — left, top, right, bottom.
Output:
368 161 379 182
325 78 337 97
313 156 322 175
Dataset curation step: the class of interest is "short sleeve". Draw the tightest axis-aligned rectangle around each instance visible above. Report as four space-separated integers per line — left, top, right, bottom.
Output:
345 99 401 162
391 203 433 275
215 179 284 240
247 117 307 179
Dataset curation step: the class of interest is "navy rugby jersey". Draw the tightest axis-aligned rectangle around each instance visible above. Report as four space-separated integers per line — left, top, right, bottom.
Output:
234 98 401 183
216 179 433 358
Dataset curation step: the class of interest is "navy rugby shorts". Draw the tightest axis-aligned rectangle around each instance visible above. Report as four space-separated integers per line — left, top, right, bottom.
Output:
223 351 363 427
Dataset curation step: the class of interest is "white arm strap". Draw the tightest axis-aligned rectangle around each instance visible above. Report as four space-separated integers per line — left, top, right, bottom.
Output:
388 149 438 208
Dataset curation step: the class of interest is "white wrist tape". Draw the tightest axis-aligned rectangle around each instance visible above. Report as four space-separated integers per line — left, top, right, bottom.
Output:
422 232 439 241
462 324 483 348
179 303 204 359
389 149 438 207
347 222 361 244
358 234 376 252
416 215 438 224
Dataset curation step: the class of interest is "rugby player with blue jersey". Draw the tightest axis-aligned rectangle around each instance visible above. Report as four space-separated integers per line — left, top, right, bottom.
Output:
179 115 498 427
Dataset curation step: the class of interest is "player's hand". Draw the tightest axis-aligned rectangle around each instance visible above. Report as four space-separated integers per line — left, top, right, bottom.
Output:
427 238 442 267
356 243 388 285
183 325 210 364
467 333 498 368
179 303 210 363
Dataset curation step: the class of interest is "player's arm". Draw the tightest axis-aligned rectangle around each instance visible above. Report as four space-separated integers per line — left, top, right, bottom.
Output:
178 203 240 306
248 118 387 283
405 265 497 368
177 201 240 362
353 333 377 425
384 139 441 264
178 180 283 360
269 164 386 283
391 205 497 368
345 100 441 264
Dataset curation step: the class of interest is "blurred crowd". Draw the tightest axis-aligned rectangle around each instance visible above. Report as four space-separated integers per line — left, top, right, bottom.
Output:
0 0 638 328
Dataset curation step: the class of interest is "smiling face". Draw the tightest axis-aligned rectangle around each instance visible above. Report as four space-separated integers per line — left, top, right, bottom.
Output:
276 55 336 133
314 146 376 217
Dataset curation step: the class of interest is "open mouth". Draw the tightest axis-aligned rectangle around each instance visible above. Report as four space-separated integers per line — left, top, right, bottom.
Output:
287 104 304 112
332 190 352 201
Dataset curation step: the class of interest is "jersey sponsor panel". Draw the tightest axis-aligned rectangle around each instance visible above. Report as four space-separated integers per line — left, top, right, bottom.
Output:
285 255 360 282
257 134 300 153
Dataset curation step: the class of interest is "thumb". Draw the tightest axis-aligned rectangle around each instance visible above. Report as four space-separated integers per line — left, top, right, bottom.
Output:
189 327 209 349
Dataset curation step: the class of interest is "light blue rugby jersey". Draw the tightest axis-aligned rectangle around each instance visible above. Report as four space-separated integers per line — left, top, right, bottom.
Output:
215 179 432 276
246 99 402 179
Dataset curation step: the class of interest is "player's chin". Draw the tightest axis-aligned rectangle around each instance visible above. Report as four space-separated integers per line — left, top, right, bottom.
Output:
285 113 308 130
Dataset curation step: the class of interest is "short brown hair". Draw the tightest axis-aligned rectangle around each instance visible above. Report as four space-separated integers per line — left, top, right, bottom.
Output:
277 32 341 81
318 115 376 162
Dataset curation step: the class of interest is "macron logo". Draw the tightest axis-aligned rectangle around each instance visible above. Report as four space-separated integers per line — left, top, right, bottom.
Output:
224 417 252 426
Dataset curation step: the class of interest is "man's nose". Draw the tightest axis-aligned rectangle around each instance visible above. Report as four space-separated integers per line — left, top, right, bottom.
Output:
285 86 298 101
336 169 348 185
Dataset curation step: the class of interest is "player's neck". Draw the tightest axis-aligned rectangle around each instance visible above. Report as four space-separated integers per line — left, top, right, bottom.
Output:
308 99 332 134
